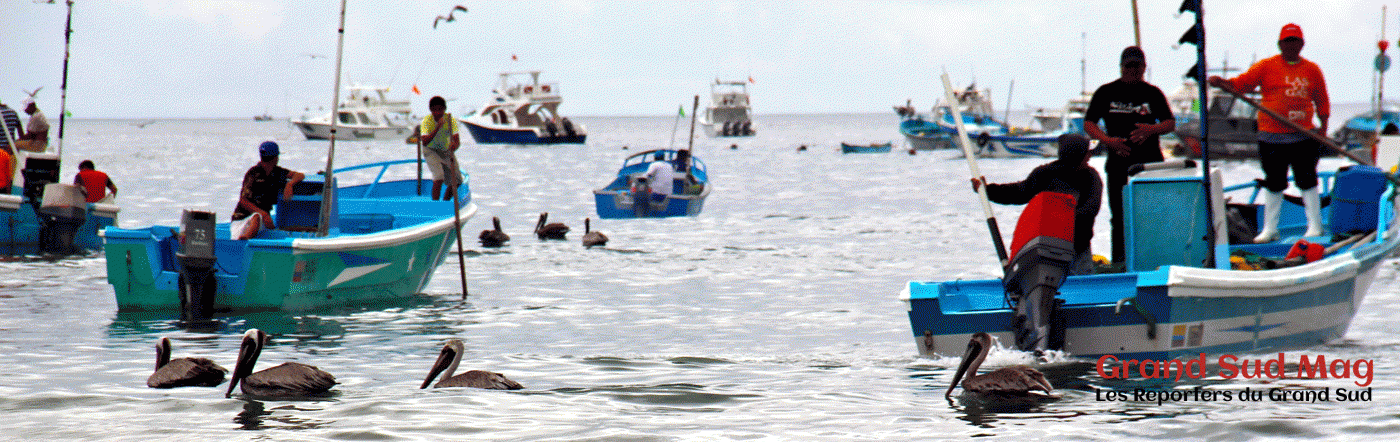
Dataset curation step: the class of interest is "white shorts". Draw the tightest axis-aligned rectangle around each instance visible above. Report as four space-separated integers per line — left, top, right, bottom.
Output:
230 212 265 239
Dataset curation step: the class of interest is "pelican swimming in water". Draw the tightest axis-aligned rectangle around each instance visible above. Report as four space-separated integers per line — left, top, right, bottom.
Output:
147 337 227 388
421 339 523 390
946 332 1053 397
479 216 509 247
534 212 569 240
226 329 337 398
581 218 607 248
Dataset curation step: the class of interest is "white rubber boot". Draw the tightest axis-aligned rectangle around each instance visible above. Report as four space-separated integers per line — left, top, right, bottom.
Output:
1303 187 1325 238
1254 191 1282 243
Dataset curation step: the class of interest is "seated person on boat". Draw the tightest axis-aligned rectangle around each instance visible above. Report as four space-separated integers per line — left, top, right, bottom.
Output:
644 152 675 203
972 134 1102 274
231 141 305 240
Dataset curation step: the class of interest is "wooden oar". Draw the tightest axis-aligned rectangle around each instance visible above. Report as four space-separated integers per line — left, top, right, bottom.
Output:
940 72 1009 268
1213 83 1371 166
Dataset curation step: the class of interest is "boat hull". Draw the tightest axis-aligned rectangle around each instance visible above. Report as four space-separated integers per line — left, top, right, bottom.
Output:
840 143 892 154
593 188 709 219
102 160 475 311
0 187 118 254
293 121 412 141
463 119 585 145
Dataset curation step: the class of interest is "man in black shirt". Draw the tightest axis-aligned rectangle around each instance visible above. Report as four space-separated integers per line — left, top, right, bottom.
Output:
232 141 304 240
974 134 1103 275
1084 46 1176 266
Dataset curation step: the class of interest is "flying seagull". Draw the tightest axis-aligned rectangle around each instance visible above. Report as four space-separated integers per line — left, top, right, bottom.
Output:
433 5 468 29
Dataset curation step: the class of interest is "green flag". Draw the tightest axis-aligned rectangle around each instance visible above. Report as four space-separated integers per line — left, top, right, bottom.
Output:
678 105 684 117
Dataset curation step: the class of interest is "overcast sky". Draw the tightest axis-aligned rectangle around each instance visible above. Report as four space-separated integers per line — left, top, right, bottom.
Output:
2 0 1393 119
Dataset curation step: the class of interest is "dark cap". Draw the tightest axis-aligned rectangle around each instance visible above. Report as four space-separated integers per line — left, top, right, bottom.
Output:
1056 134 1090 163
1120 46 1146 65
258 141 280 157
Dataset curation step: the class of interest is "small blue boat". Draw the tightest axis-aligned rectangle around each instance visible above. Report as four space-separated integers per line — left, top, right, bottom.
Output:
1 153 119 254
1335 107 1400 149
903 163 1400 360
898 85 1009 151
592 149 710 219
840 142 892 154
102 159 475 313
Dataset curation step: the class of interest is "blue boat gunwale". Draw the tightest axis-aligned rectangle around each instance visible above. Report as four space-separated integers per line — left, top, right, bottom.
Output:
101 158 475 252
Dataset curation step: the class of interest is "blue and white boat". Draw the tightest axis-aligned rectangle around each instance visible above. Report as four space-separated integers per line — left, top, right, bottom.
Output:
102 159 474 313
902 162 1399 360
1335 106 1400 149
899 85 1008 151
1 152 120 254
461 71 587 145
592 149 710 219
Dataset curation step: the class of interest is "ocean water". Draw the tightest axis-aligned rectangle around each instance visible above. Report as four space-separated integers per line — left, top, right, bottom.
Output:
2 110 1399 441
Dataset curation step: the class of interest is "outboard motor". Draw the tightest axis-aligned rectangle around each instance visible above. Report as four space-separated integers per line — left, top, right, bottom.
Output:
1002 192 1076 353
630 177 650 217
176 210 219 324
37 183 87 254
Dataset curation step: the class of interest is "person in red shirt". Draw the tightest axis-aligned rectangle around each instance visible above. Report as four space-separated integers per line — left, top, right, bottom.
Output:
73 159 117 203
1209 23 1330 242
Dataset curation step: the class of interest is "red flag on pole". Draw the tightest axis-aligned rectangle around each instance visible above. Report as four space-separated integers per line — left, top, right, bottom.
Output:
748 76 754 83
511 54 518 61
412 84 421 95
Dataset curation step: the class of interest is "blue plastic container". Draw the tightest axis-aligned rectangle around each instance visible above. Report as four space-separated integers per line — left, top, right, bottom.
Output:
1329 165 1388 235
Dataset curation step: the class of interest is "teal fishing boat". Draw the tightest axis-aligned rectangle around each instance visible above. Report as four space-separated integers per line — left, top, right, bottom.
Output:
102 159 474 312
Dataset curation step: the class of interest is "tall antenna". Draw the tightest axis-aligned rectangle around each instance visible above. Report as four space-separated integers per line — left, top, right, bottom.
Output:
317 0 348 237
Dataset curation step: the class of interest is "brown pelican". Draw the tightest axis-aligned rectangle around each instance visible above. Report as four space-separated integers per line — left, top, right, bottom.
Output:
226 329 337 398
479 216 509 247
420 339 523 390
946 332 1053 397
581 218 607 248
534 212 569 240
147 337 227 388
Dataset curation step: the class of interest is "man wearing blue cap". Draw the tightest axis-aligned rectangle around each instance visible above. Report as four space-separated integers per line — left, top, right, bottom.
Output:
231 141 304 240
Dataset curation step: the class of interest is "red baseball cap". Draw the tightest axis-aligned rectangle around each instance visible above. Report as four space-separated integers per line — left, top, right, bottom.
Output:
1279 23 1304 42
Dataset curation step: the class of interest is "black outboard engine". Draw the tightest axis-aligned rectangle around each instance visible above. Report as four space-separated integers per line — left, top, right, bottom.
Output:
23 154 86 253
176 210 219 324
1002 192 1076 353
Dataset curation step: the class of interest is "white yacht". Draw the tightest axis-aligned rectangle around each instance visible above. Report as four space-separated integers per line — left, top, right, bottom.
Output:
460 71 586 144
699 79 754 138
292 85 415 140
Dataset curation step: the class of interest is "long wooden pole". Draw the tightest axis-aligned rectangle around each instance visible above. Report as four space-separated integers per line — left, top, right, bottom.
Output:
1215 84 1373 166
451 161 468 300
941 72 1008 268
56 0 72 159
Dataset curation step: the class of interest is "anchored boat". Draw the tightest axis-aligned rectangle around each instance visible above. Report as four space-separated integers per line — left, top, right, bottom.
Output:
699 79 755 138
592 149 709 219
840 142 893 154
903 162 1399 360
461 71 586 144
103 159 474 313
1 153 119 254
292 85 415 141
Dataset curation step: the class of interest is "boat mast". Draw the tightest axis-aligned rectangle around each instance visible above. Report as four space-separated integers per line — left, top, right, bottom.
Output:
56 0 73 159
318 0 348 237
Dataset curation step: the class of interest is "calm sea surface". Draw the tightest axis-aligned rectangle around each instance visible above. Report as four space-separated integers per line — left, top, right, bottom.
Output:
3 110 1399 441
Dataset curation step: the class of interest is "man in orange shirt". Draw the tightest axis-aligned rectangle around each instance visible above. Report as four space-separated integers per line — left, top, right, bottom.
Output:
1209 23 1330 242
73 159 118 203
